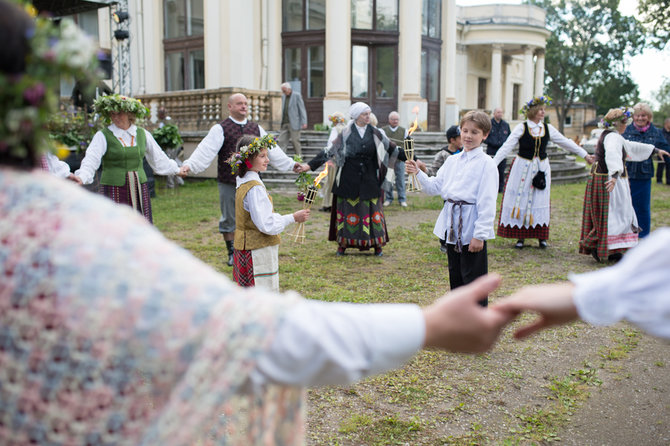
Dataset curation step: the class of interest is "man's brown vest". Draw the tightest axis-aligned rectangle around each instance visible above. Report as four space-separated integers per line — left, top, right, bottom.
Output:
218 118 260 184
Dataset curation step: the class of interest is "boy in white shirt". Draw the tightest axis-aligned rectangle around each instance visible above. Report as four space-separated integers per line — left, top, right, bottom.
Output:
406 111 499 305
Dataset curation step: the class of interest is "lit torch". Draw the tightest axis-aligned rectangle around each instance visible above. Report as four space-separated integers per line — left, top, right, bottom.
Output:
292 164 328 243
404 106 422 192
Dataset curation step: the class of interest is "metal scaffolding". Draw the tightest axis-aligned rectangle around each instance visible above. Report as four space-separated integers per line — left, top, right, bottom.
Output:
111 0 131 96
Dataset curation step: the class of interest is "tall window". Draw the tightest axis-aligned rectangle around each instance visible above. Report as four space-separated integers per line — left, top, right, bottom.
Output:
164 0 204 91
282 0 326 125
421 0 441 130
351 0 398 30
282 0 325 31
478 78 487 109
422 0 441 38
421 49 440 102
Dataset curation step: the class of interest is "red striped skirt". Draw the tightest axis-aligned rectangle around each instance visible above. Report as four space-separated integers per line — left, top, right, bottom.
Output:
233 249 255 287
579 174 626 260
100 172 153 224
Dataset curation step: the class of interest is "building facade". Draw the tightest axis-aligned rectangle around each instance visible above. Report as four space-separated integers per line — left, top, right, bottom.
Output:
76 0 550 130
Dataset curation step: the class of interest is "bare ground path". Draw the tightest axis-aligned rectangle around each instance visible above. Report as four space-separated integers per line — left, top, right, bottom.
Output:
303 201 670 445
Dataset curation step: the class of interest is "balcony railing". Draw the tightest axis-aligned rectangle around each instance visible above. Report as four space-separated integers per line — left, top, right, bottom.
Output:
137 87 282 132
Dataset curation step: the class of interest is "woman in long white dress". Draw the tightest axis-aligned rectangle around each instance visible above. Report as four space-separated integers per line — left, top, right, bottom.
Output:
579 107 669 262
492 96 595 249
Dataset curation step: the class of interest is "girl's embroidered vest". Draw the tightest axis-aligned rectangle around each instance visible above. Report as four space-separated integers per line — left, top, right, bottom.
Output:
593 129 627 177
99 127 147 186
234 181 281 251
518 122 550 160
218 119 260 185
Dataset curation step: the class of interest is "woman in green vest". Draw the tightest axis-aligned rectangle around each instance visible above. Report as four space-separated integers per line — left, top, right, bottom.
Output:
74 94 180 223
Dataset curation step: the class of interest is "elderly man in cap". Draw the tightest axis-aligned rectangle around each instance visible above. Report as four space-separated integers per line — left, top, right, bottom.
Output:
297 102 409 257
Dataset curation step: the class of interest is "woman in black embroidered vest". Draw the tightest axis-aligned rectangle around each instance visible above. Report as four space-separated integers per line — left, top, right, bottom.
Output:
298 102 406 256
579 107 669 263
74 94 180 223
492 96 594 249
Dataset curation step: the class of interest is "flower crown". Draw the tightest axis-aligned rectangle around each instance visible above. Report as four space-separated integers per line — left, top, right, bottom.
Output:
520 95 552 117
0 1 99 160
328 113 346 126
94 94 149 121
598 107 633 129
227 134 276 175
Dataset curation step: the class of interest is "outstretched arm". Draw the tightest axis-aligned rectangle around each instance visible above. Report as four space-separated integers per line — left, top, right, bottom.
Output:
493 228 670 340
254 274 512 387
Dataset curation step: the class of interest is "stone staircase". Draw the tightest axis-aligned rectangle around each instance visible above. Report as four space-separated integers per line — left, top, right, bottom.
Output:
262 130 589 189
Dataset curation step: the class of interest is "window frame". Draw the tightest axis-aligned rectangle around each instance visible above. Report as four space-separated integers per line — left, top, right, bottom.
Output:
351 0 399 31
163 0 204 91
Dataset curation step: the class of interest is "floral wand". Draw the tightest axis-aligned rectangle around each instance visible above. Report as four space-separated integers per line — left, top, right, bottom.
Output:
292 163 329 243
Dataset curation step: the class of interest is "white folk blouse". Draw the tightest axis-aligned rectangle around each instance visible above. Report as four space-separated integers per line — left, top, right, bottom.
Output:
237 171 295 235
75 123 180 184
183 117 296 175
416 146 499 244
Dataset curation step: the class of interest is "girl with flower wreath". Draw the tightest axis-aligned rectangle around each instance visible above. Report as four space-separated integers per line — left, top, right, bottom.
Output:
492 96 595 249
74 94 180 223
579 107 669 263
231 135 310 291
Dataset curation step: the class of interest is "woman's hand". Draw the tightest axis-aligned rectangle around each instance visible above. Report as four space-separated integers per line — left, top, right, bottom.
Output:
178 165 190 177
405 160 419 174
422 274 512 352
67 174 83 185
293 209 310 222
657 149 670 161
605 176 617 192
491 282 578 339
468 238 484 252
295 163 311 173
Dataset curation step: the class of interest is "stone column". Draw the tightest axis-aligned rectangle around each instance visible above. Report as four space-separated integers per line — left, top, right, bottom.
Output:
503 55 514 122
264 0 282 91
398 0 426 129
522 45 534 101
443 0 459 127
205 0 259 89
534 48 545 96
323 0 351 123
490 44 503 111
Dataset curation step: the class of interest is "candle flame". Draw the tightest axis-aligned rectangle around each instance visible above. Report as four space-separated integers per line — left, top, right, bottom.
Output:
408 106 420 136
313 163 329 186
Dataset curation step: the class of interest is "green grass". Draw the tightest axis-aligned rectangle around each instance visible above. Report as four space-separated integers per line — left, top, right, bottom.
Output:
151 174 670 445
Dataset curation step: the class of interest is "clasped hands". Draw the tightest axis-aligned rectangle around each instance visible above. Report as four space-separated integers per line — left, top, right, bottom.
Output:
422 274 579 353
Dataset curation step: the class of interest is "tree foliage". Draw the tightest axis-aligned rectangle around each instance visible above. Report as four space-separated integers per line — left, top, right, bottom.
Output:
653 77 670 121
637 0 670 49
530 0 645 132
590 72 640 115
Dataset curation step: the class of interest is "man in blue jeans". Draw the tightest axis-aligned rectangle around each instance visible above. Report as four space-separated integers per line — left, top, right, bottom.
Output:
382 111 409 207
